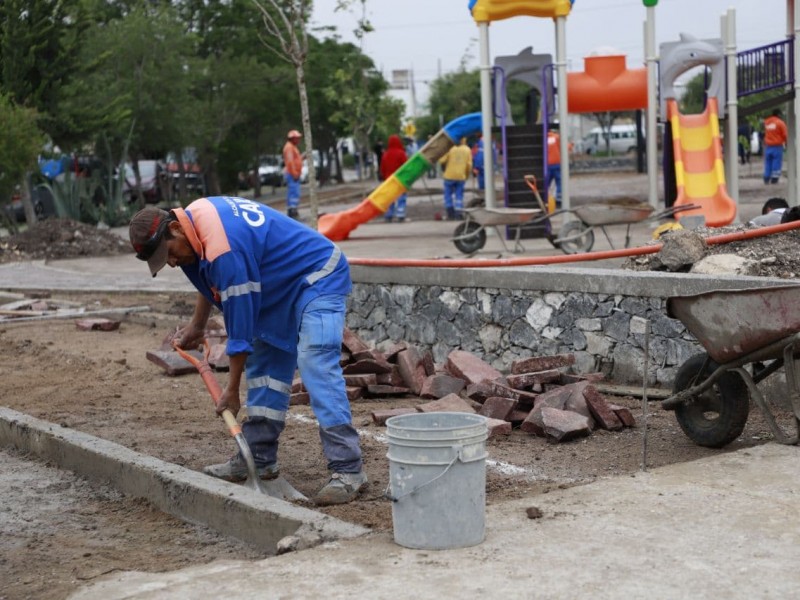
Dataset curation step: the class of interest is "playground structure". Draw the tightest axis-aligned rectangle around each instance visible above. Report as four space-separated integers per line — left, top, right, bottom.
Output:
319 1 800 245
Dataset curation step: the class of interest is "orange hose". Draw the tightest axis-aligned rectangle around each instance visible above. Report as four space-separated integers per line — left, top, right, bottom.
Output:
347 220 800 268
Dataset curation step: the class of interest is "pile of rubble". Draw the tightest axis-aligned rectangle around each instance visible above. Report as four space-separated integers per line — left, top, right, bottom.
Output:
145 323 635 443
295 329 636 444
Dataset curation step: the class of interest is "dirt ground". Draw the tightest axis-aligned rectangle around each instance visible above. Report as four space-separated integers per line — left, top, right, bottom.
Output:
1 167 797 599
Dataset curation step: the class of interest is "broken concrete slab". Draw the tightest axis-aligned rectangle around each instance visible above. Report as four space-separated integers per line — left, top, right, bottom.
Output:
75 318 121 331
419 373 466 399
511 354 575 374
145 349 202 376
417 393 476 414
541 406 593 442
445 350 506 385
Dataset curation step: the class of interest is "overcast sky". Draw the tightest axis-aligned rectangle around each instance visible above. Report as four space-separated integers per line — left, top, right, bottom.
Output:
311 0 789 105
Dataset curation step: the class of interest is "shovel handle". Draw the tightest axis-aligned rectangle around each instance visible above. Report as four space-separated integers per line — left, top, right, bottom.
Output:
173 341 242 436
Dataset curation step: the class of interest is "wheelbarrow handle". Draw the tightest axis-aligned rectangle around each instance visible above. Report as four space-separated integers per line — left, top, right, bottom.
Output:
173 341 241 436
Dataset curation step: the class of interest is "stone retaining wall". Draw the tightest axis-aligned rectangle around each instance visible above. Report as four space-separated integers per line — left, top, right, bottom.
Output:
347 266 788 387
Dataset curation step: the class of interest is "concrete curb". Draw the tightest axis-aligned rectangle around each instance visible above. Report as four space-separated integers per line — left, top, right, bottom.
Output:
0 407 368 553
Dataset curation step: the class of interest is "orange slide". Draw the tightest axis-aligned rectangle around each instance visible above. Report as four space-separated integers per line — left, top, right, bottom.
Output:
667 97 736 227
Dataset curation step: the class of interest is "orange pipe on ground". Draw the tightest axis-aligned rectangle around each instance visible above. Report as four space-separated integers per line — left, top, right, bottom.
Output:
347 221 800 269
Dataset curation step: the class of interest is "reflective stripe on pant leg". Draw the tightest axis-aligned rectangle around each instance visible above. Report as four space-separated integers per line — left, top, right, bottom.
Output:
443 180 454 209
455 180 465 211
396 194 407 218
243 340 295 464
286 175 300 208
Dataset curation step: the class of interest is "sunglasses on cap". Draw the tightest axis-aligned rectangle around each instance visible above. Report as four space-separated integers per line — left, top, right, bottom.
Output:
134 214 174 262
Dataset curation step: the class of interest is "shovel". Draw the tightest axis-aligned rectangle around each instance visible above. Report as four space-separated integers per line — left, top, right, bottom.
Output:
173 340 308 502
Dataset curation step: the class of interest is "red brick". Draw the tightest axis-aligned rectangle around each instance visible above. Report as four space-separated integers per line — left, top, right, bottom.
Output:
609 404 636 427
506 369 561 390
484 417 512 437
371 407 417 426
541 407 592 442
75 318 120 331
417 393 476 414
583 386 623 431
290 392 310 406
478 396 517 421
420 374 466 399
291 377 305 393
366 385 410 396
445 350 506 386
342 328 370 354
145 350 202 376
511 354 575 375
342 359 392 375
397 347 427 395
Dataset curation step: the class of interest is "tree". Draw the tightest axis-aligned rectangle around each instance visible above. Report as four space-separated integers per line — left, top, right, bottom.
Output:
0 94 44 230
415 69 482 139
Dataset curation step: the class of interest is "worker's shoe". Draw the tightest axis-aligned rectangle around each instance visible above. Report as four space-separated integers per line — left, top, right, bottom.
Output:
203 455 279 483
446 207 457 220
287 207 299 220
313 471 368 506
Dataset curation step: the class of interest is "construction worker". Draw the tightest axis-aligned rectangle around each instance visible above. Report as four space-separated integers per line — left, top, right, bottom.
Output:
128 201 368 506
763 109 788 184
546 127 562 209
283 130 304 219
439 137 472 220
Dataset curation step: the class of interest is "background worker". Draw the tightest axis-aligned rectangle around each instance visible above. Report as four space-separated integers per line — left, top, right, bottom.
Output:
749 197 788 227
283 130 304 219
763 109 788 184
439 137 472 220
380 134 409 222
128 200 368 506
546 126 562 209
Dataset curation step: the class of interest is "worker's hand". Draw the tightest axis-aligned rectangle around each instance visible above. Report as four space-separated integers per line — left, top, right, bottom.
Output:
175 323 205 350
216 388 241 418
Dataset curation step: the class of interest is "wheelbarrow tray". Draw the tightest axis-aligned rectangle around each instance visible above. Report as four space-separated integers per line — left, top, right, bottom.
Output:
464 206 542 227
667 284 800 364
573 201 654 226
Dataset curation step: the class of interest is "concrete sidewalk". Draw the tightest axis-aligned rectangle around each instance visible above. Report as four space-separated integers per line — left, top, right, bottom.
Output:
71 443 800 599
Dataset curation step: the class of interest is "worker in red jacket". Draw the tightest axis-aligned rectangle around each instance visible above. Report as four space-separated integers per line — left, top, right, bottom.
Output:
763 109 788 184
380 134 409 222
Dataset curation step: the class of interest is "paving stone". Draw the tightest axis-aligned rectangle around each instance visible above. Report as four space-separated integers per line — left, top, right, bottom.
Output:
145 349 202 376
445 349 506 385
506 369 561 390
343 373 378 388
478 396 518 421
560 372 605 384
342 359 392 375
397 347 427 395
416 393 476 414
291 377 305 393
382 341 408 362
511 353 576 375
290 392 310 406
345 386 364 401
485 417 512 437
609 403 637 427
376 366 405 387
75 318 120 331
563 382 595 428
207 342 230 371
371 407 417 426
541 406 593 442
421 351 436 376
507 408 531 422
342 328 370 355
466 380 538 406
583 385 623 431
522 388 571 436
366 385 410 396
339 351 351 367
420 374 466 399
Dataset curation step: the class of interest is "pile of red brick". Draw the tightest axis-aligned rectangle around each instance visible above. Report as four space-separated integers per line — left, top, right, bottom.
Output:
294 329 636 444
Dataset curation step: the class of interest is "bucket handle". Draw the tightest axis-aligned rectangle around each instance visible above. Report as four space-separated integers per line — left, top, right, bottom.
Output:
384 445 465 503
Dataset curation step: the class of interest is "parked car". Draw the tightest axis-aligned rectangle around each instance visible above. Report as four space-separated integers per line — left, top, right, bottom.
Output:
165 151 205 196
300 150 321 183
258 155 284 187
577 125 642 155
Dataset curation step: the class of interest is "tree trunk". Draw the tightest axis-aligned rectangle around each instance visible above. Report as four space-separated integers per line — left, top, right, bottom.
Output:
21 172 37 226
295 63 319 229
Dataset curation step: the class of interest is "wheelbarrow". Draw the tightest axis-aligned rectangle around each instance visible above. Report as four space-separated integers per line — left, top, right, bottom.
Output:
661 284 800 448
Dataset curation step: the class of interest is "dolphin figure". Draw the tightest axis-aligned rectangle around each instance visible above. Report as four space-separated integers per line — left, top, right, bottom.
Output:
660 33 724 102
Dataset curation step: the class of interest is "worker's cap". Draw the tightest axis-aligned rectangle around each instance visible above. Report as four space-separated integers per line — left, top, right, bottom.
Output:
287 129 302 139
129 206 174 278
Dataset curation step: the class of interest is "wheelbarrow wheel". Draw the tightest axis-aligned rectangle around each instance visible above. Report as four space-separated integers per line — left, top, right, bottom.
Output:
557 220 594 254
453 221 486 254
672 354 750 448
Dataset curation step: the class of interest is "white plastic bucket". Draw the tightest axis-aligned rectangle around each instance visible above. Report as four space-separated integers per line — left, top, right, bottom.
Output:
385 412 488 550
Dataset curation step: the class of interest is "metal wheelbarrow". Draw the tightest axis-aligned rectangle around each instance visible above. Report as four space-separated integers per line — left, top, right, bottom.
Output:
661 285 800 448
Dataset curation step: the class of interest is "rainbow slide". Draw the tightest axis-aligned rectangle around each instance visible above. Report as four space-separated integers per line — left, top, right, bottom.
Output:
667 97 736 227
319 113 482 241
